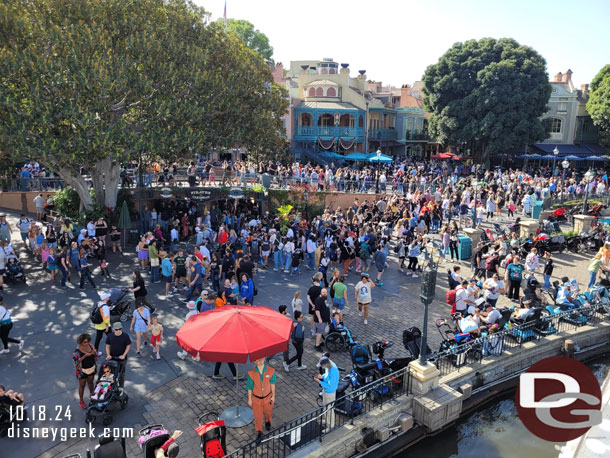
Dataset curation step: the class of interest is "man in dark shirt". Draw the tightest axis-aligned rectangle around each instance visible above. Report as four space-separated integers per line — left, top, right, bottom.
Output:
105 322 131 387
314 288 330 352
220 251 235 281
307 273 323 337
472 242 484 277
238 255 256 279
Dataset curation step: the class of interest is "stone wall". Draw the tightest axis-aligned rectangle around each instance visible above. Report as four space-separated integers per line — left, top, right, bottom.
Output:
323 192 385 211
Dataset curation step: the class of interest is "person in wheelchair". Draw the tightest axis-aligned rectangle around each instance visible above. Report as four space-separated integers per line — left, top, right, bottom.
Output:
330 312 344 332
556 281 577 308
522 277 547 308
511 300 534 323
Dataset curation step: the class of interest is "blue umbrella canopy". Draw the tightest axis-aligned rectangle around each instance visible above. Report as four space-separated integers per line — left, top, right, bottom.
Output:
368 153 393 163
344 152 370 161
585 156 606 162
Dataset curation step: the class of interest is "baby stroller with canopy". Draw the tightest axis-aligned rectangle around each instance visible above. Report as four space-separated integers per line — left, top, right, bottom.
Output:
402 326 432 360
4 256 26 284
85 360 128 426
106 288 133 323
196 412 227 458
138 425 171 458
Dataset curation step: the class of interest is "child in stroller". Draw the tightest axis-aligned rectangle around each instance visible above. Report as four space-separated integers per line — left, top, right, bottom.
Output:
5 254 26 284
85 360 128 426
91 365 114 401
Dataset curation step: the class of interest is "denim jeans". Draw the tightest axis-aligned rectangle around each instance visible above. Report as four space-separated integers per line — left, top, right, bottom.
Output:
150 265 160 283
588 270 597 289
544 274 551 289
273 251 282 270
307 252 315 270
284 253 292 271
186 283 203 301
60 267 68 287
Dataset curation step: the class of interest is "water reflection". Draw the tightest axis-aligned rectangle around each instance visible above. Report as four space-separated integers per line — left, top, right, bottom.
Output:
404 356 610 458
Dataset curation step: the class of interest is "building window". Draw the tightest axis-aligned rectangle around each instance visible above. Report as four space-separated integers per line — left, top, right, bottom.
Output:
358 115 363 127
316 87 323 97
321 68 328 74
300 113 312 126
558 103 567 112
329 68 336 74
318 113 334 126
326 87 336 97
339 114 354 127
550 118 562 133
308 88 315 97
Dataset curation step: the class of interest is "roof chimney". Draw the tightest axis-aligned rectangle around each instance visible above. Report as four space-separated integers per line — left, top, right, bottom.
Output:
562 69 573 83
554 72 563 83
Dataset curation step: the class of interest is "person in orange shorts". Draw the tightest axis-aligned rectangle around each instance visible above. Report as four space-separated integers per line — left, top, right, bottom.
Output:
246 358 276 438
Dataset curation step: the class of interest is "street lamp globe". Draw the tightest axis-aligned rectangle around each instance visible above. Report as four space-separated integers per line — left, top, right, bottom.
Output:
562 160 570 169
553 146 559 156
585 169 594 182
376 148 382 159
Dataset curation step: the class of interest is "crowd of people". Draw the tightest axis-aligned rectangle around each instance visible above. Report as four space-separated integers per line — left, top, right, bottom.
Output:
2 157 610 456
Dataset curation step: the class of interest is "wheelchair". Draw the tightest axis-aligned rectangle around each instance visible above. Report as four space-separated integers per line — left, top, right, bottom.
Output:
324 320 357 352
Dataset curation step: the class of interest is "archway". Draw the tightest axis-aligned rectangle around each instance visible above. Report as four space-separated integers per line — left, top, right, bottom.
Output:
318 114 334 126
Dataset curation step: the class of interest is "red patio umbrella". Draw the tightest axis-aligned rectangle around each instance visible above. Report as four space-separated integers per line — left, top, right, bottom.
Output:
176 306 293 427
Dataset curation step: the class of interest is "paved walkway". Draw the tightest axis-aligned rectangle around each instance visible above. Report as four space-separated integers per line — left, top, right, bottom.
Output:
0 210 593 457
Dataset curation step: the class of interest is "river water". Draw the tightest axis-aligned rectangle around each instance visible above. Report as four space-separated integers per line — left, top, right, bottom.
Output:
404 355 610 458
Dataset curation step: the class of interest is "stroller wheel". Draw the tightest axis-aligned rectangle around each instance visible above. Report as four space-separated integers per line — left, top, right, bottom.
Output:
317 396 323 408
85 413 95 424
102 414 113 426
120 312 130 323
120 396 128 410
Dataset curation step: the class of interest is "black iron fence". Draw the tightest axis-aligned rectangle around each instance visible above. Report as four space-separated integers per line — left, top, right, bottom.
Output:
225 365 412 458
434 304 608 376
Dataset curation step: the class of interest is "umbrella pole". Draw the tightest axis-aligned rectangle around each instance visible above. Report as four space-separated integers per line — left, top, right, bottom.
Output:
235 363 240 419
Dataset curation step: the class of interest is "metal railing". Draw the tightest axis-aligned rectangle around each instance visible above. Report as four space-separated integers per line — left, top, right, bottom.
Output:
225 365 411 458
434 304 608 376
294 126 365 138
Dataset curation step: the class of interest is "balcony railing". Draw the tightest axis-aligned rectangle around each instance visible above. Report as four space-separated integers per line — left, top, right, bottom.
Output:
368 128 397 140
295 126 365 138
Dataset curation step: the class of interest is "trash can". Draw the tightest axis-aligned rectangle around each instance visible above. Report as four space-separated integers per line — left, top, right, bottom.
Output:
261 173 271 189
532 201 543 220
458 235 471 260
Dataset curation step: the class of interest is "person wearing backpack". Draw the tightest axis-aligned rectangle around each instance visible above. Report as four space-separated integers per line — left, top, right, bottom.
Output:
92 292 111 355
358 238 371 276
284 311 307 372
506 255 524 301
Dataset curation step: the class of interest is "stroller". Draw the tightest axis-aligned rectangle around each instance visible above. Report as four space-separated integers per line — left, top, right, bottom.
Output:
4 256 26 284
106 288 133 323
196 412 227 458
402 327 432 360
138 425 171 458
85 360 128 426
435 315 482 366
63 435 127 458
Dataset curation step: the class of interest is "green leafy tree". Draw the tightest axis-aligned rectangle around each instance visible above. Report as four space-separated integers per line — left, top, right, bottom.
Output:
587 65 610 147
0 0 287 210
423 38 552 165
219 18 274 61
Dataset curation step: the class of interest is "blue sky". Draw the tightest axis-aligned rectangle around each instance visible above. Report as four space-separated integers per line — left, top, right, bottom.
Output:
196 0 610 87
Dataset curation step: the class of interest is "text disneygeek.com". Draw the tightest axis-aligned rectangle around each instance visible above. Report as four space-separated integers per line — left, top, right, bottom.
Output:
7 424 134 442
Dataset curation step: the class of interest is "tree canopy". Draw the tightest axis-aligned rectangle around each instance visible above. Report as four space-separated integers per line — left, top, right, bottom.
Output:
0 0 287 210
587 64 610 146
219 18 274 61
423 38 551 165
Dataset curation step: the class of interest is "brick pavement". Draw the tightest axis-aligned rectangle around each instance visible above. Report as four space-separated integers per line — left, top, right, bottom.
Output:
4 210 594 457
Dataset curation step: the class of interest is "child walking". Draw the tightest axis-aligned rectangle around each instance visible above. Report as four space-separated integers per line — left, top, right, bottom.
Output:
149 315 163 360
97 239 111 279
47 247 58 282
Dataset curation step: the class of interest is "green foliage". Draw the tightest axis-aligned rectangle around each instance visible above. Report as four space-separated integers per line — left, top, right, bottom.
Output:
0 0 288 209
423 38 552 165
220 18 274 61
53 187 84 220
587 65 610 145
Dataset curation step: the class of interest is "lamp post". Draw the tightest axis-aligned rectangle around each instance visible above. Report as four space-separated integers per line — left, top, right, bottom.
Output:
582 169 594 214
303 190 309 220
561 159 570 202
553 146 559 177
375 148 381 194
418 243 439 364
471 179 478 229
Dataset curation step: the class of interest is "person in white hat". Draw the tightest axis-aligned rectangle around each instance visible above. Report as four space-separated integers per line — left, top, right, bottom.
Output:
176 301 198 360
93 291 112 355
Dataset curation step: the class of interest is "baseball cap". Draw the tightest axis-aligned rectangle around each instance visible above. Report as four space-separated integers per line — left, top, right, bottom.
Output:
112 322 123 330
317 356 330 368
99 291 111 301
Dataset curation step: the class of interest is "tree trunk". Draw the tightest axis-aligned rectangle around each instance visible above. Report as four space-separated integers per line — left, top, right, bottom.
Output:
93 157 121 210
56 167 94 211
91 167 105 207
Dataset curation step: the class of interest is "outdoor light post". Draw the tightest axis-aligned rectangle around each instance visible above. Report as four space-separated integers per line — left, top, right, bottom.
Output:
553 146 559 177
561 159 570 202
303 190 309 220
418 245 439 364
375 148 382 194
583 169 594 214
471 179 478 229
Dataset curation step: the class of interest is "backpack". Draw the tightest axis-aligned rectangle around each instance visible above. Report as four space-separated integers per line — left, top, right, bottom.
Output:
291 321 304 342
359 243 370 260
508 264 523 281
446 289 457 314
90 304 103 325
351 344 370 364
